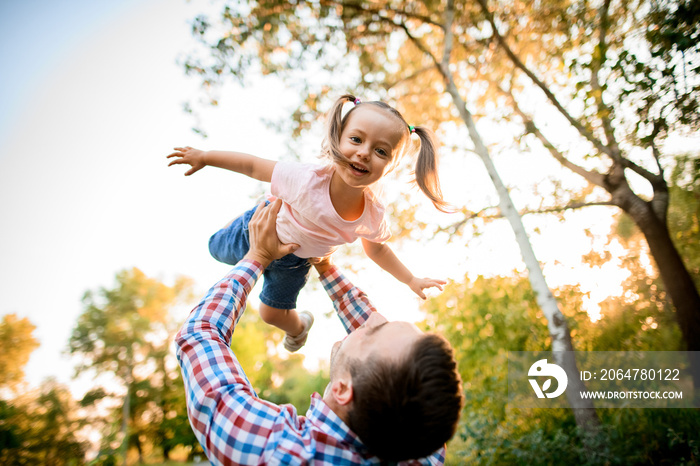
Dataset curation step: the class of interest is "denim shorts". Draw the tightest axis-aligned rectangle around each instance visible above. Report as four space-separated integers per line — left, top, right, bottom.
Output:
208 202 311 310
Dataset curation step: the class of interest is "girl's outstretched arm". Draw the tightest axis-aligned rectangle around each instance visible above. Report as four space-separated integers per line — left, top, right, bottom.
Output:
167 146 277 182
361 239 446 300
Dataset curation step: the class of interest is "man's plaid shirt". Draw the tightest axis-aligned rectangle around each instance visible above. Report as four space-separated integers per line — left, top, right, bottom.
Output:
175 260 445 465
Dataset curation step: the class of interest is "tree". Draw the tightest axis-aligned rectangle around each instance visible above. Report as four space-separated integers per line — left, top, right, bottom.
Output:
0 317 86 465
666 155 700 290
469 0 700 387
0 314 39 392
182 0 600 436
68 268 193 465
154 369 203 461
422 247 699 464
117 337 201 463
0 380 88 466
421 272 610 464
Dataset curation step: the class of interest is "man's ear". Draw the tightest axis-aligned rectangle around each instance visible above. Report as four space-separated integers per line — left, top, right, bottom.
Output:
330 377 354 406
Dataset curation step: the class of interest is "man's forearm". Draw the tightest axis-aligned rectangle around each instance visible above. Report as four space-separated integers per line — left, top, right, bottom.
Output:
176 260 262 359
319 265 375 333
174 260 277 460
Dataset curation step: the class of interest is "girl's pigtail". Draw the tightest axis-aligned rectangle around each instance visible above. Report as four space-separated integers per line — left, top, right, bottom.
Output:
323 94 357 166
413 126 453 213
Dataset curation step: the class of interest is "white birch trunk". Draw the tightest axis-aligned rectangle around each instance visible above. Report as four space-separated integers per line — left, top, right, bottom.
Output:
443 79 601 430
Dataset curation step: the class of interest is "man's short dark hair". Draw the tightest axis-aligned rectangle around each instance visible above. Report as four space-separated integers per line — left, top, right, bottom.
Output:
346 333 463 461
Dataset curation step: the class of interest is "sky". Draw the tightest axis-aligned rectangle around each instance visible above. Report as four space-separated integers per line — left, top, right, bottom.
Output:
0 0 635 396
0 0 452 393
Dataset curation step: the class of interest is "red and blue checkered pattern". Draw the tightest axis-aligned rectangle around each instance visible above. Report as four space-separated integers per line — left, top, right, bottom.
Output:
176 261 445 465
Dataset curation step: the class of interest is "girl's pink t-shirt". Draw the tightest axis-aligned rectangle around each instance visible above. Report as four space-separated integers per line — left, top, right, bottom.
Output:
270 161 391 258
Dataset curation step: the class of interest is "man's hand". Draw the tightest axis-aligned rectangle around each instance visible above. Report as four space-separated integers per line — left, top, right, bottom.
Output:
245 199 299 267
167 146 207 176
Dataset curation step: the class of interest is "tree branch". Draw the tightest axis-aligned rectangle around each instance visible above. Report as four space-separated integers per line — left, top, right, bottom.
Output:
620 158 664 185
436 200 616 238
435 205 498 237
474 0 614 159
441 0 455 74
646 124 669 224
649 121 665 177
505 88 606 187
384 66 434 90
590 0 622 162
521 201 617 216
398 21 442 70
328 0 445 30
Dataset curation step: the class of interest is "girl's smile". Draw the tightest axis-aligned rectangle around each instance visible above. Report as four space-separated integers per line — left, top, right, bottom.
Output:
334 105 406 190
348 162 370 175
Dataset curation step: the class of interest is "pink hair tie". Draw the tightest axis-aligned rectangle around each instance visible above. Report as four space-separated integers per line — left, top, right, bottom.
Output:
353 98 362 105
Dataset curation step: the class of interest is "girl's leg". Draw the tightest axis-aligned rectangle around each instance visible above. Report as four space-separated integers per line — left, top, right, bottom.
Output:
208 205 258 265
259 303 303 335
259 248 313 351
259 303 314 352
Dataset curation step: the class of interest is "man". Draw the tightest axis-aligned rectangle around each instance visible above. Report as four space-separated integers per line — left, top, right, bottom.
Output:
175 199 463 465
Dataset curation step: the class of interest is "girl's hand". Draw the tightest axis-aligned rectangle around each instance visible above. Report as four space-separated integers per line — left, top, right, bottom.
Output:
408 276 446 300
167 146 206 176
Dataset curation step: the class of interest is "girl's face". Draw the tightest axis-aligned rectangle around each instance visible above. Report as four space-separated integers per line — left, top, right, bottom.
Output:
335 105 406 190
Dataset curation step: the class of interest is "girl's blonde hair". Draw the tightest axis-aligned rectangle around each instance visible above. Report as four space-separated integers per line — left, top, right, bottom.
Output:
321 94 451 213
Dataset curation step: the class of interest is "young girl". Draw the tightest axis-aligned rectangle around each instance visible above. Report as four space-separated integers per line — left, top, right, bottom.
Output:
168 94 450 352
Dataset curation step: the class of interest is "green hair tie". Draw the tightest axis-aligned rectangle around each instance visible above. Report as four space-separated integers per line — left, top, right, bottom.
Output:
409 125 416 134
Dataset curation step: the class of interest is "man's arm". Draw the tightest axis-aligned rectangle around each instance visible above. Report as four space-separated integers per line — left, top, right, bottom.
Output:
167 146 277 181
174 200 299 464
313 257 376 334
175 259 268 462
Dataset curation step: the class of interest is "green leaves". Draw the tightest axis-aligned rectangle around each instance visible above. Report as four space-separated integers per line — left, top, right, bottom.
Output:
66 268 197 461
0 381 88 465
0 314 39 391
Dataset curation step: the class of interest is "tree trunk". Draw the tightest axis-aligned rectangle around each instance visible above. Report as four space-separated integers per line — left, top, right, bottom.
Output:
136 436 144 464
121 373 132 466
615 186 700 389
442 77 603 435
